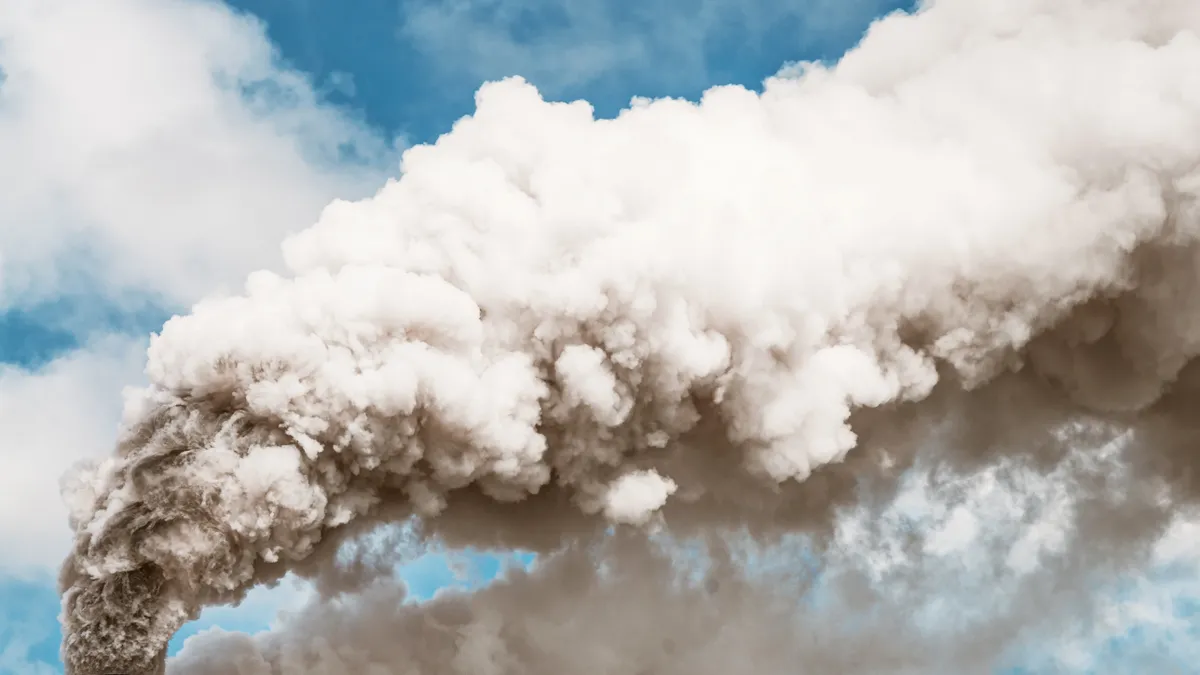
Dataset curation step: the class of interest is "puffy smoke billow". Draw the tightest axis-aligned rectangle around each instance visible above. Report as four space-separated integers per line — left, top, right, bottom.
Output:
57 0 1200 673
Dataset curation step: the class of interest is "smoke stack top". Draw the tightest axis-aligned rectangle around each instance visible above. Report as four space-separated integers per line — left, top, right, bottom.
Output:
58 0 1200 672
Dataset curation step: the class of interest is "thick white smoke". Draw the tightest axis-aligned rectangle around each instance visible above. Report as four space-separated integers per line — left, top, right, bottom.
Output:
57 0 1200 673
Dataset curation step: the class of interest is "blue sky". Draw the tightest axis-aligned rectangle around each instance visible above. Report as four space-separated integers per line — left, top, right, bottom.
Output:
227 0 915 142
1 0 1197 673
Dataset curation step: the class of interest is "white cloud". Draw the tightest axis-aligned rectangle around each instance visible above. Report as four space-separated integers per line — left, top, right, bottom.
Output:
0 0 402 575
399 0 908 98
0 0 399 308
0 336 146 575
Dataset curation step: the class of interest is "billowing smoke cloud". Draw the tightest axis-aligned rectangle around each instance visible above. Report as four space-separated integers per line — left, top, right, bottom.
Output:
57 0 1200 672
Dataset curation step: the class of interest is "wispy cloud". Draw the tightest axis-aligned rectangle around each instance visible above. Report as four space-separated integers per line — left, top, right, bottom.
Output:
0 580 60 675
398 0 914 102
0 336 146 574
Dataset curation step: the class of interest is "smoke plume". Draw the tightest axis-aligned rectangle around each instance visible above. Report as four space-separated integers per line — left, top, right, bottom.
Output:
58 0 1200 672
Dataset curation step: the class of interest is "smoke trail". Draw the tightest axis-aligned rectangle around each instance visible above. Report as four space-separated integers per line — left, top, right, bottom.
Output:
166 437 1183 675
57 0 1200 672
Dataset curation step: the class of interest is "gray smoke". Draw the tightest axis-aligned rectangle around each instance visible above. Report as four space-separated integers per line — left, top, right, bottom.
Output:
57 0 1200 673
166 435 1186 675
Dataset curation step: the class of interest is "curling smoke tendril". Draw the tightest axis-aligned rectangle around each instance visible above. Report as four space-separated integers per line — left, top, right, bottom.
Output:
57 0 1200 672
